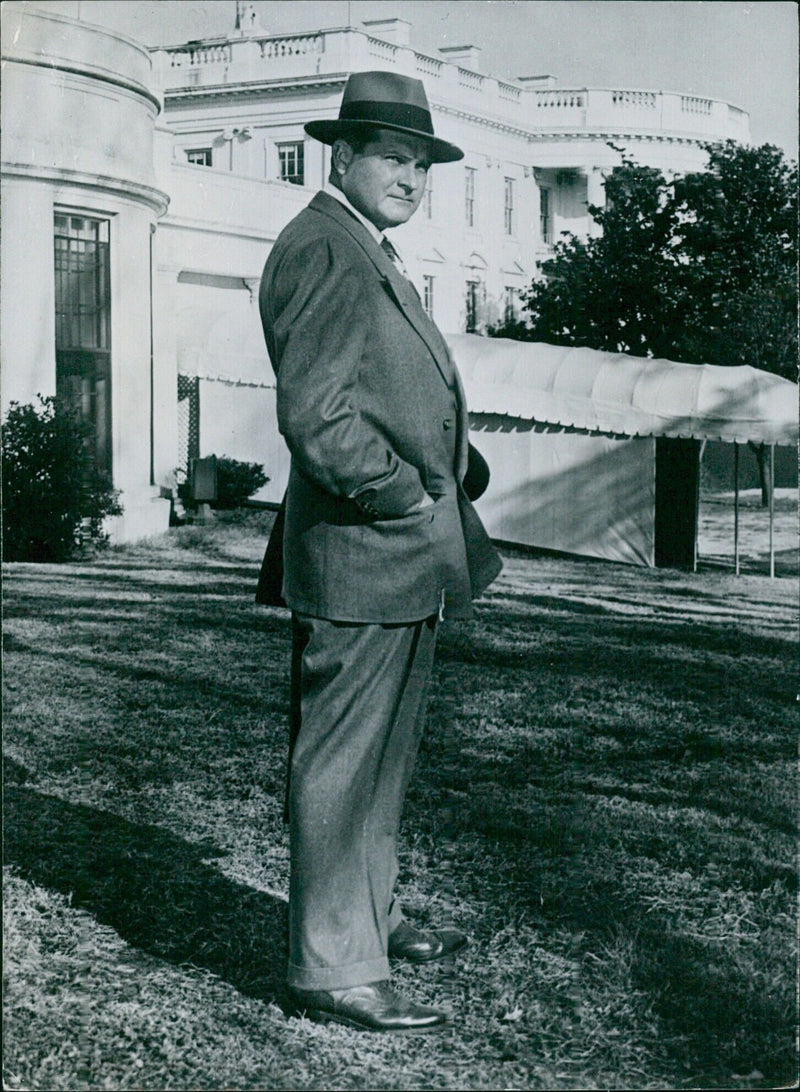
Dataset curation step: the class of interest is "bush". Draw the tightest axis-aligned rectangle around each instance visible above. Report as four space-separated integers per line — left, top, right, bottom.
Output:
212 457 268 509
2 395 122 562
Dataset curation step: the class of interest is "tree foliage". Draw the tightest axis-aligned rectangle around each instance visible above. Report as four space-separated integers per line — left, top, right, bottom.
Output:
500 141 797 381
2 395 122 562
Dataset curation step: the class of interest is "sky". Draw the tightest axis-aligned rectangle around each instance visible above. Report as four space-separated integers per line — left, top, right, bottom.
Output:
50 0 798 157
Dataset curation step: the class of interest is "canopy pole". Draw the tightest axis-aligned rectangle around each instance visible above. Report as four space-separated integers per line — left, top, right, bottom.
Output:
768 444 775 579
733 442 740 576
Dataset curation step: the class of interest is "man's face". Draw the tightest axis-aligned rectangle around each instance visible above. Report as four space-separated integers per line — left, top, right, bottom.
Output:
337 129 431 231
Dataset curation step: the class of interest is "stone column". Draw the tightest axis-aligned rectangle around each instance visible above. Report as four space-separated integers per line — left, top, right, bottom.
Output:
585 167 607 237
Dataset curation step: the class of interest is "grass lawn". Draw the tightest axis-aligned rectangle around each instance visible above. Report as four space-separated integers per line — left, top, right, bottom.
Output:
3 500 797 1091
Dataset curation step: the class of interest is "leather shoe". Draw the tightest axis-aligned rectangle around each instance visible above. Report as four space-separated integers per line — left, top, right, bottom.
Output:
388 921 468 964
289 980 449 1033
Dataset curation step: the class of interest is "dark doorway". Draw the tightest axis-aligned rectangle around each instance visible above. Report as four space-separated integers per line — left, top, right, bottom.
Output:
655 438 702 569
54 214 112 482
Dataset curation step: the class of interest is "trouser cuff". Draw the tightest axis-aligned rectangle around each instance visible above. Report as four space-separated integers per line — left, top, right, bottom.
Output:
287 955 391 991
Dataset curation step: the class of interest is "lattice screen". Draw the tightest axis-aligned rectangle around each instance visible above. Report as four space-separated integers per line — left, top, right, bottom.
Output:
177 375 200 471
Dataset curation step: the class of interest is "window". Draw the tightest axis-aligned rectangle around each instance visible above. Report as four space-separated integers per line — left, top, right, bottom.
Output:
54 213 112 479
424 174 433 219
466 280 479 332
504 177 515 235
465 167 476 227
423 275 434 318
504 286 520 323
278 141 305 186
539 187 552 245
186 148 212 166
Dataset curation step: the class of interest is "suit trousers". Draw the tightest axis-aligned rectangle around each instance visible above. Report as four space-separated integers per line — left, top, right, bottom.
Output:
287 610 437 990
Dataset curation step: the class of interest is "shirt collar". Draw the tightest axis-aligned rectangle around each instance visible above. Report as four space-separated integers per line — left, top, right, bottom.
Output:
324 182 392 250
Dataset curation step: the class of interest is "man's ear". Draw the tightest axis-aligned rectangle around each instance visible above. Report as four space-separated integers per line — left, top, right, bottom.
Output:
331 139 354 177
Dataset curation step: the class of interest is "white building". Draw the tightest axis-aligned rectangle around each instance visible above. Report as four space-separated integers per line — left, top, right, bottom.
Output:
1 1 752 538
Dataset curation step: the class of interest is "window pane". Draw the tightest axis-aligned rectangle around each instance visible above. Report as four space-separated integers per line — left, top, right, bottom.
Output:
278 141 304 185
465 168 476 227
540 188 552 244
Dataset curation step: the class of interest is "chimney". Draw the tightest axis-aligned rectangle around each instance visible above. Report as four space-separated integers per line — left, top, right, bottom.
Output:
361 18 412 46
438 45 482 72
517 75 557 88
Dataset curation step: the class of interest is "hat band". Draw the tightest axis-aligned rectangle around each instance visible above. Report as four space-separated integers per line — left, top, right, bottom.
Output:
339 99 435 136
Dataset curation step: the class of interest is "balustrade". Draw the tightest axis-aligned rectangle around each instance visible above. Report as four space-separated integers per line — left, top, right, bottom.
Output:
367 35 398 61
415 53 443 78
259 34 323 59
155 29 748 145
535 90 586 109
498 80 521 102
458 67 485 91
681 94 712 115
170 43 231 67
611 89 657 109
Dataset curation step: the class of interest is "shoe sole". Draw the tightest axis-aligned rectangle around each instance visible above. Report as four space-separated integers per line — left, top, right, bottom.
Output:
304 1009 451 1033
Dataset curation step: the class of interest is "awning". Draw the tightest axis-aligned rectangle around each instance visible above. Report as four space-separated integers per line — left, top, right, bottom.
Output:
177 306 272 387
449 334 798 447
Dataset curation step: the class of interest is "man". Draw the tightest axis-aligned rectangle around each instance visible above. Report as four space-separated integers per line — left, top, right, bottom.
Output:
257 71 502 1033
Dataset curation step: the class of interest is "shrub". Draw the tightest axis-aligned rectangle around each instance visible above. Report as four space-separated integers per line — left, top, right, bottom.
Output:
2 395 122 562
212 457 268 509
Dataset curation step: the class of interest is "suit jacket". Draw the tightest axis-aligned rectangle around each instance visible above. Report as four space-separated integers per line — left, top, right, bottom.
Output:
257 190 501 622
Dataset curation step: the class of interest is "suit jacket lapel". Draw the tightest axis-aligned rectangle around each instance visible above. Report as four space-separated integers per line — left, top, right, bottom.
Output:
308 192 456 389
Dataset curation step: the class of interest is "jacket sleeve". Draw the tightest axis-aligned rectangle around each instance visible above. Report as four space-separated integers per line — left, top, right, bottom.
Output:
264 234 427 519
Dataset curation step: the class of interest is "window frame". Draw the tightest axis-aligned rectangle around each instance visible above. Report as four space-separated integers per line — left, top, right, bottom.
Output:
465 167 477 228
466 279 479 332
185 147 213 167
277 140 305 186
539 186 552 245
504 176 515 236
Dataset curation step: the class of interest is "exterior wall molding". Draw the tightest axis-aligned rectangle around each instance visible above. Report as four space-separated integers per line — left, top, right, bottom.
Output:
3 54 162 115
528 131 715 146
160 215 279 243
164 75 349 103
1 162 170 216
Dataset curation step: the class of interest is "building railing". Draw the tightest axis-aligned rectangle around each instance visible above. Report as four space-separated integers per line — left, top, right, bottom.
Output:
260 33 324 59
612 89 657 109
681 94 712 115
153 28 749 144
535 90 586 109
415 53 443 79
366 35 398 62
457 66 484 91
168 42 232 67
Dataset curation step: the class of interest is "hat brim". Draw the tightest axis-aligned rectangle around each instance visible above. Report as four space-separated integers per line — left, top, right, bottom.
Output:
304 119 464 164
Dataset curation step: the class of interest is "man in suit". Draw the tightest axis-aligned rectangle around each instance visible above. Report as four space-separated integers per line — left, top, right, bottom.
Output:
257 70 502 1033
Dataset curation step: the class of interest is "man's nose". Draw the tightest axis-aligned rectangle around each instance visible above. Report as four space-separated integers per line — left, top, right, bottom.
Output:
397 163 417 191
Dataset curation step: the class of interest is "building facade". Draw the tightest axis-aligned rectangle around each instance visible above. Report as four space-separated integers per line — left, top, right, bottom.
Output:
1 1 751 536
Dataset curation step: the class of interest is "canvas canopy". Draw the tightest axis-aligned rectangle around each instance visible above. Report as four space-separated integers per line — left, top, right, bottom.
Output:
449 334 798 447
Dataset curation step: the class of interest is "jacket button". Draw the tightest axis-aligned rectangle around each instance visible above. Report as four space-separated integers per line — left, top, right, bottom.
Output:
442 419 453 430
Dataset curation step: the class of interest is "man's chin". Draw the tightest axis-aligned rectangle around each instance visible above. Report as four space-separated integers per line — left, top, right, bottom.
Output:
381 201 417 227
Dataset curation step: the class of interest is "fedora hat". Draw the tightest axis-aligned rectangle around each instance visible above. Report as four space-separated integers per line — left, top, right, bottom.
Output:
305 70 464 164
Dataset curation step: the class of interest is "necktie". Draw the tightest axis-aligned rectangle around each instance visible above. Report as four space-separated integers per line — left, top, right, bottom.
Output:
380 236 420 300
380 235 403 269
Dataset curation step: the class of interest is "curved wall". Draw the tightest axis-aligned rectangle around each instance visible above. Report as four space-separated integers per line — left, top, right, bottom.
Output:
1 3 170 539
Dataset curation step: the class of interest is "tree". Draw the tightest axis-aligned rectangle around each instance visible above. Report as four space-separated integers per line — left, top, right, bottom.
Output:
672 141 798 381
495 141 797 503
506 141 796 373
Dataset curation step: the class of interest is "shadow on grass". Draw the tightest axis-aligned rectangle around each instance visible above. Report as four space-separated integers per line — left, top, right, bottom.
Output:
3 785 289 1007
